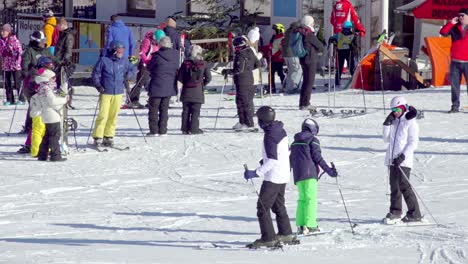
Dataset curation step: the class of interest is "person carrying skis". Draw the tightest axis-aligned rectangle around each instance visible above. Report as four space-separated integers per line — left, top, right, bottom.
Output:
33 68 67 161
383 96 422 223
268 23 286 94
329 21 356 86
290 118 338 235
0 23 24 105
330 0 366 36
440 8 468 113
16 30 53 154
178 45 211 135
295 15 324 110
146 36 179 136
243 106 296 248
231 28 263 132
92 40 136 147
127 29 166 109
54 18 76 109
282 21 302 94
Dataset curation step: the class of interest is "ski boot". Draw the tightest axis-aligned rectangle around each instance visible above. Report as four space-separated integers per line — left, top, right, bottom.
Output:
383 212 402 224
276 234 300 245
17 145 31 154
401 214 422 223
103 137 114 147
94 138 103 146
301 226 320 235
245 238 279 249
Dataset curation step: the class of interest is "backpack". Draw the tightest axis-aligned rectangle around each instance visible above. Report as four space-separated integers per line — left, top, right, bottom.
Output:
51 26 60 47
181 60 204 88
289 32 307 58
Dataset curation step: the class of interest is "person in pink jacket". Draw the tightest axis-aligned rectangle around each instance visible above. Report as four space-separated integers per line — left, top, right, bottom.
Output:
126 29 165 108
0 23 24 105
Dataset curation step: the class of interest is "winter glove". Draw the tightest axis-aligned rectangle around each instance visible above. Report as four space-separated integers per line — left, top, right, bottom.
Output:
259 159 264 165
328 163 338 177
96 85 105 94
393 154 405 167
260 58 268 69
244 170 259 181
129 56 139 65
383 112 395 126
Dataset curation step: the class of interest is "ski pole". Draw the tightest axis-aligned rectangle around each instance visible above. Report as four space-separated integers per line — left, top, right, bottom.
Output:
397 165 440 226
378 46 386 114
214 74 228 129
6 80 24 136
268 55 272 106
327 45 332 112
333 162 356 235
244 164 267 213
86 97 100 145
125 84 147 144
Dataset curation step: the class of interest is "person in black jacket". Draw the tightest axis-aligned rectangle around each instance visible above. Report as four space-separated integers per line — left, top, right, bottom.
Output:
146 37 180 136
164 17 191 62
290 118 337 235
54 18 76 109
296 15 324 110
232 35 261 131
178 45 211 134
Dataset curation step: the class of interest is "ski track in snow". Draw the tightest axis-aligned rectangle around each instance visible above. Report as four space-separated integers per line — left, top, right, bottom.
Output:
0 77 467 263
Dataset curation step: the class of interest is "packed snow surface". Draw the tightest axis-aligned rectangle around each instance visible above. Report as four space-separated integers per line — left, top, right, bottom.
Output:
0 74 467 263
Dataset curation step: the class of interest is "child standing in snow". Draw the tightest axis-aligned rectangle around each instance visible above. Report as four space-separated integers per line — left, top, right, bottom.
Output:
289 118 338 234
34 69 67 161
383 96 421 223
0 23 24 105
243 106 295 248
178 45 211 134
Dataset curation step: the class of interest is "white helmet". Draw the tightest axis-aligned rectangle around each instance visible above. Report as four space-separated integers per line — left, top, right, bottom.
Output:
390 96 408 109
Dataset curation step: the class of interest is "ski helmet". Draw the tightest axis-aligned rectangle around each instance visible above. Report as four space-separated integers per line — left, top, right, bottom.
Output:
343 21 353 29
256 106 276 128
109 40 125 53
390 96 408 109
37 56 54 69
233 36 248 48
272 23 285 33
30 30 46 43
42 9 54 18
302 118 319 135
154 29 166 42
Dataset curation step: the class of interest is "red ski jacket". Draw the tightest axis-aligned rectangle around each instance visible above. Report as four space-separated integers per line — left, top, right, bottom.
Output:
440 22 468 61
330 0 366 36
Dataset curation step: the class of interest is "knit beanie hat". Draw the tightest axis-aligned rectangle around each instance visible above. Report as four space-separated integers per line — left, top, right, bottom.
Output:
190 45 203 60
154 29 166 42
2 23 12 33
247 27 260 44
301 15 315 27
35 69 56 83
167 17 177 28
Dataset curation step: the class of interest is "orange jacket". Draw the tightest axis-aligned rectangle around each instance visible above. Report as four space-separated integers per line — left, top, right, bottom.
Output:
43 16 57 47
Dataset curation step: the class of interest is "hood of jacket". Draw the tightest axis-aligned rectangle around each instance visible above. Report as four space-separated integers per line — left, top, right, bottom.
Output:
45 16 56 26
145 30 154 40
155 47 176 62
262 120 285 134
296 26 313 36
112 20 126 28
293 130 314 142
403 106 418 121
62 28 76 35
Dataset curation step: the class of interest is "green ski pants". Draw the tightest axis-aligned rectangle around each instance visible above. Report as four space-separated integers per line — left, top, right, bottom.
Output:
295 178 318 228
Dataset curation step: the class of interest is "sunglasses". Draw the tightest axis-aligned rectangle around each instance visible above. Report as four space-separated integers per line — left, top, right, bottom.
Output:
458 14 466 17
391 107 402 113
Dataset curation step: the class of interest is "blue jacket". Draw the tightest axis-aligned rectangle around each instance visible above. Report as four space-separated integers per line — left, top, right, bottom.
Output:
289 131 334 184
105 20 135 58
92 51 136 95
147 47 180 98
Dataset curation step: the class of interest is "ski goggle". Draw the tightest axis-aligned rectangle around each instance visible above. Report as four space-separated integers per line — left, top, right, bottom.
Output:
391 107 403 113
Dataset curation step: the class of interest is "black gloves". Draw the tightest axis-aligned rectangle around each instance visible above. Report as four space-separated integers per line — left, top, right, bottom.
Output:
383 113 395 126
96 85 105 94
393 154 405 166
328 162 338 177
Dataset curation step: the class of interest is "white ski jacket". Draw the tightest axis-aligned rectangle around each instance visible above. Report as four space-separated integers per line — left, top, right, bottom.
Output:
383 108 419 168
255 121 291 184
35 82 67 124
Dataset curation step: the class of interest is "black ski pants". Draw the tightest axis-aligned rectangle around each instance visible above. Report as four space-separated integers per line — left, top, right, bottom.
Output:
335 49 355 85
449 61 468 110
257 181 293 241
389 166 421 218
148 97 170 135
299 62 316 108
38 122 62 161
4 70 23 103
269 61 285 93
235 84 255 127
181 102 201 133
131 63 150 103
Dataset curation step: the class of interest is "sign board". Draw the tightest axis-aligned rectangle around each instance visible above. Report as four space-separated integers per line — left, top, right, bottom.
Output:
17 17 43 50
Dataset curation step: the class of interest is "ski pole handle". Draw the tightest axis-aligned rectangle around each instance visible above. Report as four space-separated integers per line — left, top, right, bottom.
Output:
243 164 248 171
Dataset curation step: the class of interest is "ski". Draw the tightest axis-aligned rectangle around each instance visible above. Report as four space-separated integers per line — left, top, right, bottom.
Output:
340 109 367 118
381 217 443 227
108 145 130 151
294 230 332 238
198 243 283 251
234 128 259 133
309 108 336 118
88 144 109 152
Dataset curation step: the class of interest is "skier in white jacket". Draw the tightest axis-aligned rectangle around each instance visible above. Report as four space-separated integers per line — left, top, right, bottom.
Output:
33 69 68 161
382 96 421 223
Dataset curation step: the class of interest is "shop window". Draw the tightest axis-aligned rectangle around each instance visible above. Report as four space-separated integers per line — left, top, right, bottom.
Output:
127 0 156 18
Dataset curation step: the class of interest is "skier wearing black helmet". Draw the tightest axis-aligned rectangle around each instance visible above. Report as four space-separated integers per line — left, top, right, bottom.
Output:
243 106 296 248
91 40 136 148
232 35 261 132
290 118 338 235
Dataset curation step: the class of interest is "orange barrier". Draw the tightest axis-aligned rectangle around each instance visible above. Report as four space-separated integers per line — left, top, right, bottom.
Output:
425 36 465 87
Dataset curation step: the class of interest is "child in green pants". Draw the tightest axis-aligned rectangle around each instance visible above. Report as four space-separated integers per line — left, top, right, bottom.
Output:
290 118 338 235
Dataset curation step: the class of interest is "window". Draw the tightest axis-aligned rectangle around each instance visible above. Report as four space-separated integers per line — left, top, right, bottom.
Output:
15 0 64 15
127 0 156 17
241 0 271 25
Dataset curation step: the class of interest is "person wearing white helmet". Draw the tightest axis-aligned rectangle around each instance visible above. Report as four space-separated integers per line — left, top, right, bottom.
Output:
382 96 422 223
